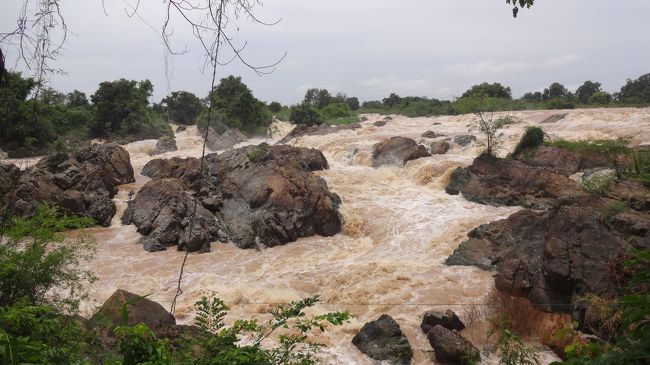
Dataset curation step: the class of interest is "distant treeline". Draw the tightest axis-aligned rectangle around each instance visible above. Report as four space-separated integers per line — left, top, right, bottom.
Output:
2 72 649 157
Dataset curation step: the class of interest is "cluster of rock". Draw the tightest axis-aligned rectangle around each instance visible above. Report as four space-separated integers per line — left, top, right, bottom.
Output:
276 122 361 144
0 143 135 226
352 309 478 365
125 143 342 252
371 137 431 167
445 145 650 326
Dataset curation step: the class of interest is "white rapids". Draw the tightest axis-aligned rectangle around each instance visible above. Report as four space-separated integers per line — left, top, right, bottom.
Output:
53 108 650 364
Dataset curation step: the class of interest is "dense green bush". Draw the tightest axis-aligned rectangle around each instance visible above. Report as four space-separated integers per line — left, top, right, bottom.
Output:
320 102 354 119
290 104 322 126
161 91 204 125
513 126 545 157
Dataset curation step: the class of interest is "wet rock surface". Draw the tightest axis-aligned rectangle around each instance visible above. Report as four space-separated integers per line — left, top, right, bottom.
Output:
430 141 451 155
421 309 465 334
453 134 477 147
446 149 650 323
205 127 247 151
276 123 361 144
352 314 413 365
371 137 430 167
4 143 134 225
130 143 342 251
150 136 178 155
427 325 480 365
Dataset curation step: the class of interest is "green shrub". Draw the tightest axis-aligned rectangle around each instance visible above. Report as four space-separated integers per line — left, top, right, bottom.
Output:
495 329 541 365
320 102 354 120
513 126 545 157
582 174 615 196
290 104 322 126
0 205 96 310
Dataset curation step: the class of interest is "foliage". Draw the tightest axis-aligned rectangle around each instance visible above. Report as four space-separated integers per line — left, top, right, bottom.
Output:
161 91 204 125
113 323 172 365
462 82 512 99
0 204 96 310
455 96 509 156
319 102 354 120
188 293 350 365
546 138 632 178
0 301 89 365
513 126 545 157
290 104 322 126
205 75 272 133
91 78 171 139
589 91 612 105
495 329 540 365
543 82 570 100
303 88 332 109
268 101 283 113
247 143 269 162
576 81 602 104
632 150 650 186
618 73 650 105
581 174 615 196
345 96 360 111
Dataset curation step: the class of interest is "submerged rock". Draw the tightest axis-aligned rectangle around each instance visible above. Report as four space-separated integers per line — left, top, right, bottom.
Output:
430 141 451 155
421 130 437 138
371 137 430 167
453 135 477 147
276 123 361 144
150 136 178 155
352 314 413 365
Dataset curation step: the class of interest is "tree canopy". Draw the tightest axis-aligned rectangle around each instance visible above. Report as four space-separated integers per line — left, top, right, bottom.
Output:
161 91 204 125
461 82 512 100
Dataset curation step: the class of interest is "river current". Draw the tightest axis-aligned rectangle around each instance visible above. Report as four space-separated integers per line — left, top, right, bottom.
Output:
41 108 650 364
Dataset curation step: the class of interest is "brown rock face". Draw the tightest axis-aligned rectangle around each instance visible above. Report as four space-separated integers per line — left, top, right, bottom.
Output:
427 325 480 365
371 137 431 167
91 289 175 334
130 143 342 251
430 141 451 155
515 146 609 176
6 143 134 226
150 136 178 155
205 127 247 151
352 314 413 365
0 163 21 212
446 155 585 209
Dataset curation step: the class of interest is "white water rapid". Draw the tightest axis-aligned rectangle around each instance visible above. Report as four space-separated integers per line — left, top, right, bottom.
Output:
67 108 650 364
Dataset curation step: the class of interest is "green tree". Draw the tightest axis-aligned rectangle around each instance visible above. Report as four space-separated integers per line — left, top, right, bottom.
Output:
268 101 283 113
543 82 569 100
618 73 650 104
38 87 67 105
589 91 613 105
576 81 602 104
90 78 170 138
161 90 204 125
345 96 360 111
462 82 512 99
65 90 89 108
521 91 543 102
290 104 322 126
203 75 271 133
382 93 402 107
303 88 332 109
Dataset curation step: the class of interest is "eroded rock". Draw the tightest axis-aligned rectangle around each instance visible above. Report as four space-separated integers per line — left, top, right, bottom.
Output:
371 137 430 167
427 325 480 365
352 314 413 365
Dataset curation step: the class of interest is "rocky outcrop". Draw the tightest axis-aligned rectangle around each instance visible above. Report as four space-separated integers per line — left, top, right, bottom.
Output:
430 141 451 155
122 179 226 252
6 143 134 226
514 146 609 176
421 131 437 138
352 314 413 365
446 155 585 209
427 325 480 365
371 137 430 167
150 136 178 155
0 163 21 211
421 309 465 334
206 127 247 151
540 113 567 124
276 123 361 144
453 135 477 147
129 143 342 251
91 289 175 334
373 120 387 127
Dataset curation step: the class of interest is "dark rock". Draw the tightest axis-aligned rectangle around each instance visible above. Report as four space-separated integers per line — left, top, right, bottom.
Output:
91 289 175 335
0 163 21 210
176 125 187 133
139 236 167 252
206 127 247 151
373 120 387 127
515 146 609 176
421 131 437 138
427 325 480 365
352 314 412 365
372 137 431 167
453 135 477 147
277 123 361 144
6 143 133 226
540 113 567 124
445 156 584 209
430 141 451 155
360 116 369 122
126 179 223 252
384 116 393 120
421 309 465 334
129 144 342 251
150 136 178 155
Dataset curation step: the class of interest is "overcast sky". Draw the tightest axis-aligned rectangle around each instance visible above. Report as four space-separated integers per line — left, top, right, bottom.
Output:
3 0 650 105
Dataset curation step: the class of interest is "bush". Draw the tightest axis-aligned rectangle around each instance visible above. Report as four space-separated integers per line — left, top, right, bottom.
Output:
290 104 322 126
320 102 354 120
513 126 545 157
0 205 96 310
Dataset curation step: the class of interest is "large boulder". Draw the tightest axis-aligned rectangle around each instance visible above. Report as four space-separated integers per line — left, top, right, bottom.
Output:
91 289 175 334
453 135 477 147
7 143 134 226
427 325 480 365
128 143 342 251
430 141 451 155
276 123 361 144
514 146 609 176
421 309 465 334
0 163 21 211
352 314 413 365
206 127 247 151
371 137 430 167
150 136 178 155
446 155 585 209
122 178 226 252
